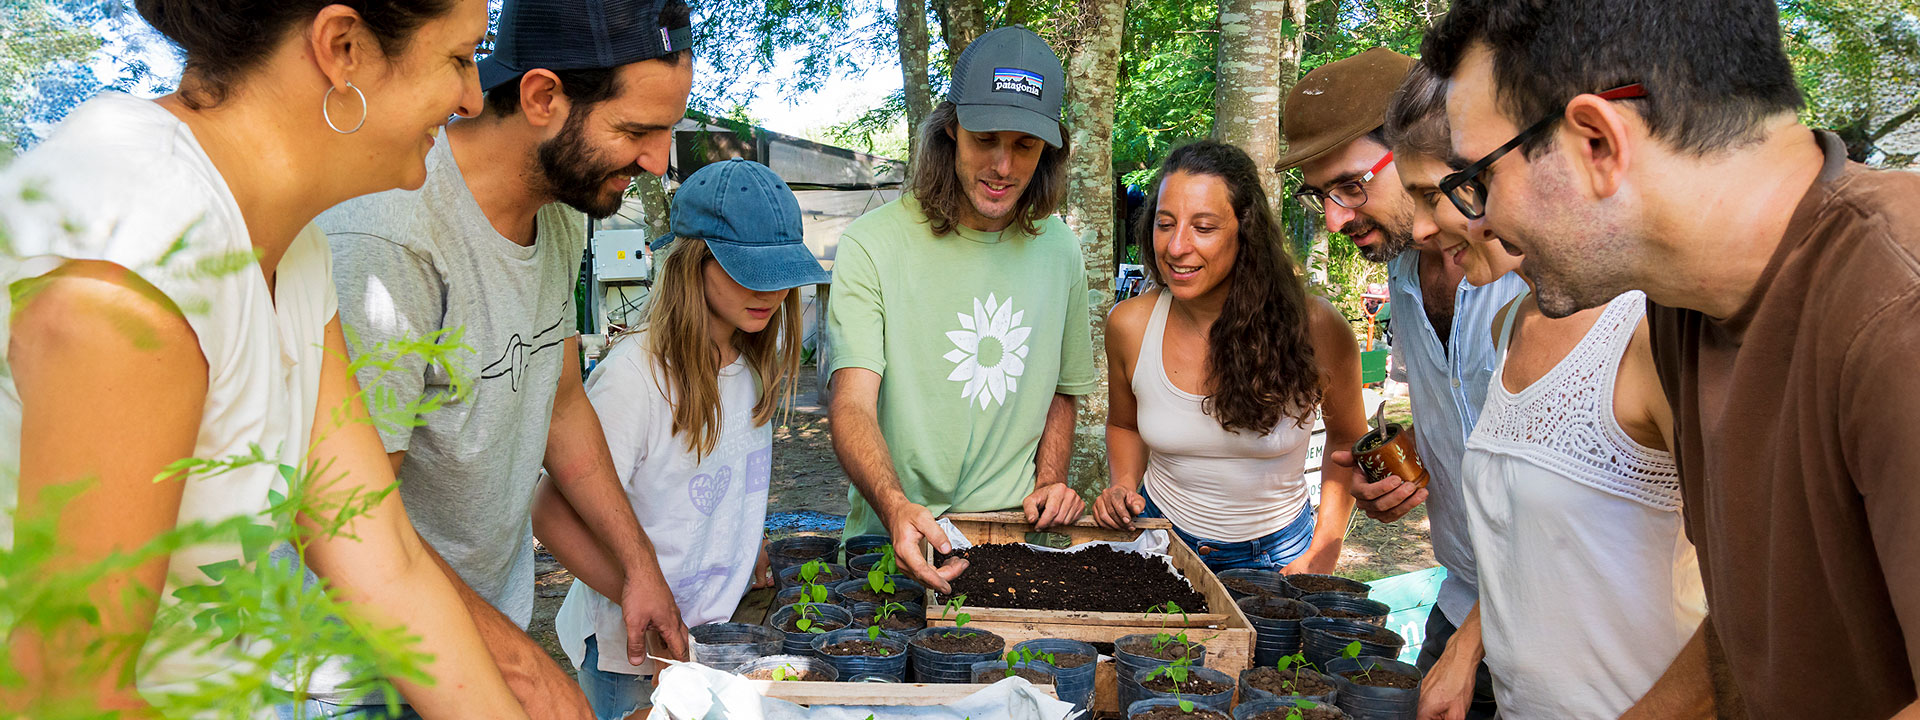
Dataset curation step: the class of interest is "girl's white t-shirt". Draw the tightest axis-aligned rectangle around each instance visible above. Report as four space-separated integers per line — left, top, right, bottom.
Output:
555 331 773 675
0 93 337 707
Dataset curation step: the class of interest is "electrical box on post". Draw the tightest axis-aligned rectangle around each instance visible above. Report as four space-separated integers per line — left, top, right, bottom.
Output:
594 229 653 283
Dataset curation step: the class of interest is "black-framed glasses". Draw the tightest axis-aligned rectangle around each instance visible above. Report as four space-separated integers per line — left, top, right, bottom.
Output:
1295 151 1395 211
1439 83 1649 220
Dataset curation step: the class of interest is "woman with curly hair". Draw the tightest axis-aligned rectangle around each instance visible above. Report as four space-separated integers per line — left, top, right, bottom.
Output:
1093 141 1367 574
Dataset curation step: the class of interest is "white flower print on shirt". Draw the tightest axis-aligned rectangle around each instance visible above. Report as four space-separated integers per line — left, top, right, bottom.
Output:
944 293 1032 408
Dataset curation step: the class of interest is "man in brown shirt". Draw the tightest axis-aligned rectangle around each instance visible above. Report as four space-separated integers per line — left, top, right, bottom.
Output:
1421 1 1920 718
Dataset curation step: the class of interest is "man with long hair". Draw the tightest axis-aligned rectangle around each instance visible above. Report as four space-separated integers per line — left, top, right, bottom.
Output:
305 1 697 716
1426 1 1920 716
1280 48 1524 720
826 26 1098 592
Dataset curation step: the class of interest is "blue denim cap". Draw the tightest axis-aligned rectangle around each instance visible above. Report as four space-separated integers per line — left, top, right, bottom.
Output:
651 159 831 292
478 0 694 92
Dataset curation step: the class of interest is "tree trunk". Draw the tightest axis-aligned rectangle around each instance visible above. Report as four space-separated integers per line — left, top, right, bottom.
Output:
898 0 934 164
1211 0 1298 221
930 0 987 69
1057 0 1127 499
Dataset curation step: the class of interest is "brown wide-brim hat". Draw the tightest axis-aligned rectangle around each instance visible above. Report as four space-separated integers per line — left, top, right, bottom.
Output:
1274 47 1417 172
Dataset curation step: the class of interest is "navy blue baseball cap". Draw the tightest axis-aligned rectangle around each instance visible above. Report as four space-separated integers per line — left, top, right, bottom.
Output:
651 159 831 292
478 0 695 93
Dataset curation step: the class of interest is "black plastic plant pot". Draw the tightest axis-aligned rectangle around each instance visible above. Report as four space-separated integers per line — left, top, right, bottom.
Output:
1218 569 1300 601
776 562 849 590
769 535 842 576
1012 638 1099 713
810 628 909 682
732 654 840 682
970 659 1057 686
1299 593 1391 626
1130 664 1235 713
1126 698 1232 720
1326 656 1422 720
687 622 783 672
1285 573 1371 598
851 601 927 634
1114 633 1209 712
834 576 927 607
1239 666 1339 705
1239 595 1321 665
842 534 892 560
848 553 884 574
907 626 1006 683
1300 617 1405 668
1233 696 1353 720
767 603 854 657
775 584 848 609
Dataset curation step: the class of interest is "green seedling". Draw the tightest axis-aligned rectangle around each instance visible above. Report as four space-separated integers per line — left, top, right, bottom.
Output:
1284 697 1319 720
1275 652 1314 694
875 544 898 575
794 601 830 634
1145 601 1192 655
1340 640 1377 684
943 593 972 627
798 559 827 585
1002 647 1057 678
772 665 798 681
1146 657 1198 712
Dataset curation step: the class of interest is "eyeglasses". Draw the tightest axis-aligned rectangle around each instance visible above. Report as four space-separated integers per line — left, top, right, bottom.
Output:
1438 83 1648 220
1295 151 1396 211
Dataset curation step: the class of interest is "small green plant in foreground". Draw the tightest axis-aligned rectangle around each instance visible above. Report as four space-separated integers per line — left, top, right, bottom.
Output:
1003 646 1057 677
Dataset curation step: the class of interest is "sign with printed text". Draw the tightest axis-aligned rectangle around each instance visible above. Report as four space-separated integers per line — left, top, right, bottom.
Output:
992 68 1044 99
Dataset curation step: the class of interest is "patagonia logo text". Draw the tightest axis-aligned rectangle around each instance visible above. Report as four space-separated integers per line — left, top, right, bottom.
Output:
992 68 1044 99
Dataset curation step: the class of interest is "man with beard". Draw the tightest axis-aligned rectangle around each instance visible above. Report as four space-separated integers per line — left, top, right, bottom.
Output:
1276 48 1523 720
1425 1 1920 716
827 26 1096 593
306 0 694 716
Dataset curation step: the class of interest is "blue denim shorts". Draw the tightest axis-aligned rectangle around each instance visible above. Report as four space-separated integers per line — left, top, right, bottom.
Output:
1138 488 1316 571
579 634 653 720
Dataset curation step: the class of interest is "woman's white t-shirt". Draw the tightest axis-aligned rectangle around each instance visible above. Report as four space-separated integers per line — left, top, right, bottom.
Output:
555 331 773 675
0 93 337 705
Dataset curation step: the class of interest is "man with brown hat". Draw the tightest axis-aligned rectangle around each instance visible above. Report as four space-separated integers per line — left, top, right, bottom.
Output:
1284 47 1523 720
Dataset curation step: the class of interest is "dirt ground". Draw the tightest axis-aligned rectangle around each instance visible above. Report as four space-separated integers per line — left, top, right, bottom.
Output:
527 368 1433 670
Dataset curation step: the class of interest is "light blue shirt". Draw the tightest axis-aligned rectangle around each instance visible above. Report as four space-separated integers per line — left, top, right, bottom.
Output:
1386 252 1526 624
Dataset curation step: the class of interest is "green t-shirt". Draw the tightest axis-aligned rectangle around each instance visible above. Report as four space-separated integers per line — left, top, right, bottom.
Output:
828 195 1099 537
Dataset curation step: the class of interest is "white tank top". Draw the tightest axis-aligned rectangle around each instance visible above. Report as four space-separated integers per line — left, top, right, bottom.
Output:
1135 291 1313 542
1461 290 1704 720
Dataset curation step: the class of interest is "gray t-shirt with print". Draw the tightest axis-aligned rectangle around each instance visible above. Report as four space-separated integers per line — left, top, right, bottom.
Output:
322 137 584 626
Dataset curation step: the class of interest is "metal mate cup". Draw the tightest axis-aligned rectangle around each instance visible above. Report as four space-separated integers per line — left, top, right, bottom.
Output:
1352 422 1430 489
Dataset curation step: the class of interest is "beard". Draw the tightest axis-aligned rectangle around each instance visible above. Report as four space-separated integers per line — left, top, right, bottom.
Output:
1341 216 1416 263
535 109 638 220
1511 162 1638 319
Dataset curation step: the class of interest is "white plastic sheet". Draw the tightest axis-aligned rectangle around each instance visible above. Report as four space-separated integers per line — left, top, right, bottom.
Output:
648 661 1080 720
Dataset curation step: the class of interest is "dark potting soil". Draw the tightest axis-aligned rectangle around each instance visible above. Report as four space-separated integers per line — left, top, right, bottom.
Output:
1119 636 1203 662
743 667 832 681
1245 599 1310 620
780 544 835 559
777 616 846 633
1133 706 1229 720
1141 674 1230 695
854 611 924 631
912 630 1003 654
1049 652 1095 669
819 639 897 657
936 544 1206 613
1222 577 1278 598
1325 624 1402 646
794 569 847 585
974 668 1055 684
1318 608 1378 621
1341 667 1420 690
1288 575 1365 594
1245 667 1336 698
1249 707 1345 720
1356 429 1391 452
845 585 921 605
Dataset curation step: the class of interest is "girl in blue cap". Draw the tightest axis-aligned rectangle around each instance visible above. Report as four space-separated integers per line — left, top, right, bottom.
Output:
537 159 828 719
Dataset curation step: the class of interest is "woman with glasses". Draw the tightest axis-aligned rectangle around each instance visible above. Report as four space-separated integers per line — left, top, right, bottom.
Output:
1092 141 1368 576
1387 66 1704 720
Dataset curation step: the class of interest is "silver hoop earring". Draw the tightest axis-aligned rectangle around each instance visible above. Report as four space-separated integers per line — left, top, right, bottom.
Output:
323 82 367 134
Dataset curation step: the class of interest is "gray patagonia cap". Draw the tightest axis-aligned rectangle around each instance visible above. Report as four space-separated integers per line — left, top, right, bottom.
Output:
950 26 1064 148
